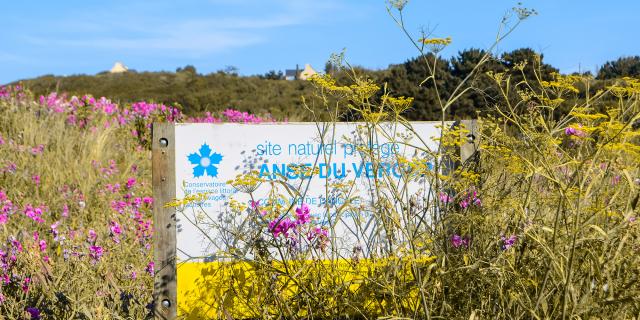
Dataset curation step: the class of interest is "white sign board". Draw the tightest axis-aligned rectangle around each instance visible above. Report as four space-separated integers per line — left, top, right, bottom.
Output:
173 122 444 261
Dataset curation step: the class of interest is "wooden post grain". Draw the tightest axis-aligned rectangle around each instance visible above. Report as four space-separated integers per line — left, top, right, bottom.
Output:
460 119 480 163
152 123 177 319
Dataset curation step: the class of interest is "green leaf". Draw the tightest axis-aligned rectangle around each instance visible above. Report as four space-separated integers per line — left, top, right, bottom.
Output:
222 292 234 310
541 226 554 233
588 224 608 238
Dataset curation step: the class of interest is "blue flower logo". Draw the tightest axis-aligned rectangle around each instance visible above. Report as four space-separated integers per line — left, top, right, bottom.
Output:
188 143 223 178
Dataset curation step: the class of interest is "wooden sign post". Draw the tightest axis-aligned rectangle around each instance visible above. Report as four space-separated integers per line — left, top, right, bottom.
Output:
152 123 177 319
460 119 480 163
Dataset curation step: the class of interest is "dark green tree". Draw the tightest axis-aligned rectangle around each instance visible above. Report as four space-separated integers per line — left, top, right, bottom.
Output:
382 54 457 120
259 70 284 80
449 48 504 117
500 48 558 83
176 65 197 74
597 56 640 79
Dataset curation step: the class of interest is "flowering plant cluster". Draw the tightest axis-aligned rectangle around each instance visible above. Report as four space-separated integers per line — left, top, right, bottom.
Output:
0 85 270 318
261 203 329 250
2 85 273 147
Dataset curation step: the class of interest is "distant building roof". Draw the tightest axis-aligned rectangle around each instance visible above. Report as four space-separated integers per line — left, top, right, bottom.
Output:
285 70 297 77
299 64 317 80
110 62 128 73
285 64 317 80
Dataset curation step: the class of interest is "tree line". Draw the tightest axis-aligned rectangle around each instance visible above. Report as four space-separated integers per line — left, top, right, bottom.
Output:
14 49 640 121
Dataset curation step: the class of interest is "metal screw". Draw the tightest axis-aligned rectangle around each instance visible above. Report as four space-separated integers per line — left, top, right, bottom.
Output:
161 299 171 309
466 133 476 143
159 138 169 148
161 177 166 181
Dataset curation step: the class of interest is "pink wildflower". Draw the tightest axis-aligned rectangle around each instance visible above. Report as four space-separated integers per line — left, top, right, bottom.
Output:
126 178 136 189
110 221 122 235
30 144 44 155
565 125 586 137
501 234 518 250
26 306 40 319
459 189 481 209
110 220 122 243
142 197 153 206
295 203 311 225
439 192 452 203
307 226 329 242
50 221 60 241
23 205 45 223
612 175 621 186
11 239 23 252
1 200 12 215
22 277 31 292
146 261 155 275
222 109 263 123
88 229 97 242
3 162 17 174
132 197 143 208
89 245 103 261
451 234 470 248
269 218 295 238
111 200 127 213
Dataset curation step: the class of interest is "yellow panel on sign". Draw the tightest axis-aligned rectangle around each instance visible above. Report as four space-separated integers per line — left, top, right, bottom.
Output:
177 256 436 319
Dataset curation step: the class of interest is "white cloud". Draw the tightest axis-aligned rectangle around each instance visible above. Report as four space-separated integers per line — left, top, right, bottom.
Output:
24 32 264 56
172 15 301 32
14 0 348 57
0 52 31 63
21 16 305 56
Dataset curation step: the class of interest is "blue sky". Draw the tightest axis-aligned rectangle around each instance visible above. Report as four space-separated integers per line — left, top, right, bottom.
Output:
1 0 639 84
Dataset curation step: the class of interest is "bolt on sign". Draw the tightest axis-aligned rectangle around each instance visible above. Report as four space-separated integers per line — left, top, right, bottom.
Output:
152 121 477 319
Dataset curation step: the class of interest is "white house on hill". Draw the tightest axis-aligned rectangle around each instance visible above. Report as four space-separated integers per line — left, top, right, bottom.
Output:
110 62 128 73
285 63 318 80
299 63 317 80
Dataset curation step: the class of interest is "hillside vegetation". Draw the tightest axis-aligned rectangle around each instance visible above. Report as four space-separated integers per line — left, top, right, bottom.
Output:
15 51 640 121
